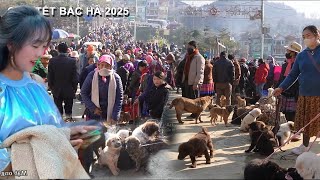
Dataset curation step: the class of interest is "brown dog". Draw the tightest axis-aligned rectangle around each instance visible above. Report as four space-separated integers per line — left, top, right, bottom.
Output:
209 105 234 126
236 95 246 107
220 95 227 107
169 96 212 124
178 127 214 168
118 111 131 124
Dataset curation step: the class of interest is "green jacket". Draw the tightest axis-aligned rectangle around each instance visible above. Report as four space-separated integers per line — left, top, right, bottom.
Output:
32 58 47 78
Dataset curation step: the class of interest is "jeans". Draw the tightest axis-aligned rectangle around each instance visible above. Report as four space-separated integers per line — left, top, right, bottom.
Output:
255 83 265 97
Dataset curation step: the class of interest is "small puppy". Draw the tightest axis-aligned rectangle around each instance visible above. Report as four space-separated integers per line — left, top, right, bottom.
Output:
231 106 256 125
276 121 294 146
244 159 287 180
178 127 214 168
295 152 320 179
220 95 227 107
267 88 276 105
240 108 262 132
125 136 149 172
209 105 234 126
236 95 246 107
98 135 122 176
248 121 267 138
132 121 160 144
118 111 131 124
245 122 276 156
117 129 132 143
169 96 213 124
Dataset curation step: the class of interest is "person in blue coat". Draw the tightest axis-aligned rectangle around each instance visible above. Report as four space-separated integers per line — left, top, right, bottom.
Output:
81 54 123 125
0 5 96 173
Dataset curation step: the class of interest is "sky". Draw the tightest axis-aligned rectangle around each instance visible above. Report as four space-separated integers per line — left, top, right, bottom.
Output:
182 1 320 18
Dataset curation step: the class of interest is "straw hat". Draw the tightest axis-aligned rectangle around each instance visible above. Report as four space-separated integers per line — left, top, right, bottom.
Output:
284 41 302 53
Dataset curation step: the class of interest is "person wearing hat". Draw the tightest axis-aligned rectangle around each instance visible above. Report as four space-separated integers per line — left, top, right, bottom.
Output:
70 51 81 81
32 53 52 79
134 71 170 119
81 54 123 125
275 41 302 132
274 25 320 155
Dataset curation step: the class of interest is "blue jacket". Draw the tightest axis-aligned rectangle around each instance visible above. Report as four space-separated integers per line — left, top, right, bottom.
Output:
279 46 320 96
81 71 123 120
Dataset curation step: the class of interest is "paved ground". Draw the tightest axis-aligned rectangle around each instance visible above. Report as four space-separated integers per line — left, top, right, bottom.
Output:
67 89 320 179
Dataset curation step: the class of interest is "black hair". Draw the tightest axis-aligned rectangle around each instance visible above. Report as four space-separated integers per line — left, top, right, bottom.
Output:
303 25 320 36
57 43 68 53
220 51 226 57
228 54 234 60
0 5 52 71
258 58 264 64
138 60 148 68
188 41 197 48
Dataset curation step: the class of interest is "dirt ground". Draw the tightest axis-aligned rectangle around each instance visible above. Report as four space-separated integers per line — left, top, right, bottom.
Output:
86 91 320 179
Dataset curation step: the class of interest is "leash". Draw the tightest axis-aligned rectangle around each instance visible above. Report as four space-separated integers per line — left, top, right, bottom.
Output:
264 112 320 161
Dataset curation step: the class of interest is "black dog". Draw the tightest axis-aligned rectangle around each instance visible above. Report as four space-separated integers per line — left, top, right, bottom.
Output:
245 122 276 156
244 159 287 180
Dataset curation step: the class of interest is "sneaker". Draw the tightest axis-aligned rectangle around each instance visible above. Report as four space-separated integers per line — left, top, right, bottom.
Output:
291 144 307 155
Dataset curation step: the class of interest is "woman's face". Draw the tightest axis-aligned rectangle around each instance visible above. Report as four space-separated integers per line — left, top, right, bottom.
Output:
302 29 319 47
12 41 47 72
98 62 112 70
88 58 95 65
153 76 164 87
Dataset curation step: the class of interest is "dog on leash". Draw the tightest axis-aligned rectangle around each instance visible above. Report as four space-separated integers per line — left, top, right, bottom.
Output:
125 136 150 172
276 121 294 146
295 152 320 179
178 127 214 168
117 129 132 143
240 108 262 132
169 96 213 124
245 122 276 156
98 135 122 176
209 105 234 126
231 105 257 125
236 95 246 107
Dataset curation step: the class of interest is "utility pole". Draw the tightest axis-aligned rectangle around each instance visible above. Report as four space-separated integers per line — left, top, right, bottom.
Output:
261 0 264 59
134 0 137 41
77 0 80 36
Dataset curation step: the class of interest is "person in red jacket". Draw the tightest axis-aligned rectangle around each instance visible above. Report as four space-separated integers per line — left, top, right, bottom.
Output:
254 58 269 97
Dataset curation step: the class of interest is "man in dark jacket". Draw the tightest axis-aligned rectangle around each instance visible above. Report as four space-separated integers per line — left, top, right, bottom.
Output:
213 51 235 106
228 54 241 105
48 43 78 121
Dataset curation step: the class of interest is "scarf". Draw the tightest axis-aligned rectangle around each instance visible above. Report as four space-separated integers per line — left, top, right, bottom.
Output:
183 49 199 81
91 68 117 121
284 58 294 77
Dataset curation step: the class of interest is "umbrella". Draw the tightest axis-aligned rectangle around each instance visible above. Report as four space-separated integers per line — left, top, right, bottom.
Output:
68 33 81 39
52 29 69 39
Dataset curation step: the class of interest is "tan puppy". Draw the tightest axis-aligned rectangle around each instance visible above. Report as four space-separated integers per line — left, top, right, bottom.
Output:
169 96 213 124
220 95 227 107
118 111 131 124
98 135 122 176
209 105 234 126
236 95 246 107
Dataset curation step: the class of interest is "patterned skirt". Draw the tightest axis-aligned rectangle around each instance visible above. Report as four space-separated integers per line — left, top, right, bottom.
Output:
280 95 297 113
295 96 320 137
200 83 214 97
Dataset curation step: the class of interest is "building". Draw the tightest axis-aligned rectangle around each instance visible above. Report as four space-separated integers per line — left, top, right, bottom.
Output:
248 33 273 59
146 0 159 19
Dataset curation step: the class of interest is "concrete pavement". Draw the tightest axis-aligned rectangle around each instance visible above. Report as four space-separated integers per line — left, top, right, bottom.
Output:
68 90 320 179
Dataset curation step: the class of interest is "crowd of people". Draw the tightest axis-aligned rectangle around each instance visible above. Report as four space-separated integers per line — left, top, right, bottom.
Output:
2 5 320 179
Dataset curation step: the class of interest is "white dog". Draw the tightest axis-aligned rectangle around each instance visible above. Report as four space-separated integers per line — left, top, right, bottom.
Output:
295 152 320 179
132 121 160 144
98 135 122 176
116 129 131 143
276 121 294 146
240 108 262 132
267 88 276 105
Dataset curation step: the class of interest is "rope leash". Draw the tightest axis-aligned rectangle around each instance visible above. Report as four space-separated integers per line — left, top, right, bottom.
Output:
264 112 320 161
